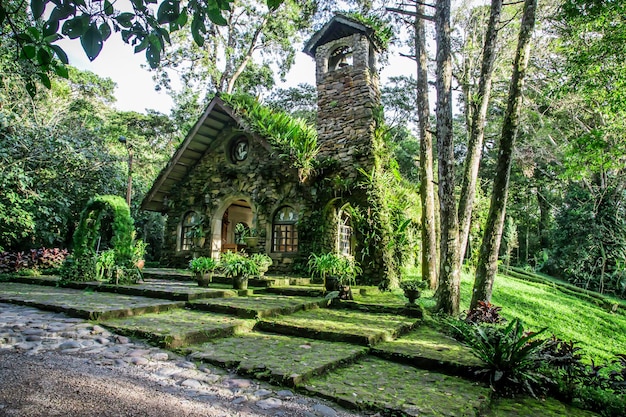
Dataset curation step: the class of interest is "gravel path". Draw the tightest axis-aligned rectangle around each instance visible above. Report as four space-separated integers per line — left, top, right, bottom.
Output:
0 303 368 417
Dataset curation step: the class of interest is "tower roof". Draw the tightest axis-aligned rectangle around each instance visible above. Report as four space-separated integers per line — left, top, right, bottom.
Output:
303 14 378 58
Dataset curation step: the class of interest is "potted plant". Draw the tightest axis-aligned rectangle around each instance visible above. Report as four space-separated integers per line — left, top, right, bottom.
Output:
308 252 360 292
189 256 219 287
400 280 427 305
220 251 258 290
251 253 272 277
243 228 259 247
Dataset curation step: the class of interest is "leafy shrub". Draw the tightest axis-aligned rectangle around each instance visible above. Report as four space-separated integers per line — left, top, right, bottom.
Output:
464 301 505 325
188 257 219 274
455 318 547 397
0 248 68 274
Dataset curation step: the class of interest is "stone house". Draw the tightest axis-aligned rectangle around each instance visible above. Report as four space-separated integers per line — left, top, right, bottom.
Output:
141 15 397 284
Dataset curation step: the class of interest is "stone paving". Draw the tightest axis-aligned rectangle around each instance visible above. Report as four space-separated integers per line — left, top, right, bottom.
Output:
0 302 366 417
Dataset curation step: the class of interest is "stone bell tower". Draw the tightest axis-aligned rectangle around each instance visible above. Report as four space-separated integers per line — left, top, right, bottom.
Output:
303 15 381 179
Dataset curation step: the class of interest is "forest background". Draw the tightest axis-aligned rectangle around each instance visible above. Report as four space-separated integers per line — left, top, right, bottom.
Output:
1 0 625 314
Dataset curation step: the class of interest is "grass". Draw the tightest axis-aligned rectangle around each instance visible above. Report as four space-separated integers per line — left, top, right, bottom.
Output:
454 271 626 364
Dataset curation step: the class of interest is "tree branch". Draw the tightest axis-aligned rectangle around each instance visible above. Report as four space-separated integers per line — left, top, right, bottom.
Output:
386 7 435 22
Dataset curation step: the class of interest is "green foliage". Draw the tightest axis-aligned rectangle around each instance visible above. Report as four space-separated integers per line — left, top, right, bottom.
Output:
341 12 393 51
188 256 219 273
1 0 287 95
0 248 68 274
219 251 259 278
222 92 319 181
251 253 273 273
454 318 548 397
549 183 626 298
399 280 427 292
65 195 135 283
307 252 361 286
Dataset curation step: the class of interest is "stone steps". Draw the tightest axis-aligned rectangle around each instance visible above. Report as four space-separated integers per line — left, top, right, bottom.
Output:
189 294 328 319
0 282 184 320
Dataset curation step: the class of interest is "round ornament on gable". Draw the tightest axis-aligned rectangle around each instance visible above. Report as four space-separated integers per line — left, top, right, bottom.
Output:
230 136 249 163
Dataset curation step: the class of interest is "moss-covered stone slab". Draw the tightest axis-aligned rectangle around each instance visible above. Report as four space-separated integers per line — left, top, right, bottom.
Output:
142 268 192 281
371 325 484 378
0 282 184 320
256 308 419 346
264 286 325 297
486 396 599 417
80 279 237 301
190 295 328 318
100 308 255 348
304 357 491 416
187 333 368 386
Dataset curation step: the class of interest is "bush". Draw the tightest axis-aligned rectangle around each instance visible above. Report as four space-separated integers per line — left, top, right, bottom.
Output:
0 248 68 274
464 301 505 325
454 318 548 397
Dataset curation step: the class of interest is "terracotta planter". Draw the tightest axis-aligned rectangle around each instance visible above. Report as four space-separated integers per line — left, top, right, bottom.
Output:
232 275 248 290
196 272 213 287
135 259 145 270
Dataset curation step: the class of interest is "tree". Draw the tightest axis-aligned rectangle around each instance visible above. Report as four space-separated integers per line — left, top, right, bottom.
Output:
432 0 462 315
470 0 538 309
456 0 503 264
0 0 284 95
152 0 315 97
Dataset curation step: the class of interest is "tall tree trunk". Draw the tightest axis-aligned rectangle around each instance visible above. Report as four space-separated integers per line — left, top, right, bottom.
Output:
434 0 461 315
458 0 504 264
471 0 538 309
415 2 438 289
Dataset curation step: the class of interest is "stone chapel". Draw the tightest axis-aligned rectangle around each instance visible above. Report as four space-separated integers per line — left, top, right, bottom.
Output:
141 15 394 284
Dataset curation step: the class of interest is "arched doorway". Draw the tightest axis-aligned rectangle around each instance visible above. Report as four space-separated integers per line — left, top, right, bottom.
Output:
210 198 255 256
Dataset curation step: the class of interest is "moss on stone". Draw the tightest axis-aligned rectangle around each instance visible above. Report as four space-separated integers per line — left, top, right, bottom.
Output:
188 333 368 386
101 308 255 348
189 294 328 318
304 356 491 416
486 396 599 417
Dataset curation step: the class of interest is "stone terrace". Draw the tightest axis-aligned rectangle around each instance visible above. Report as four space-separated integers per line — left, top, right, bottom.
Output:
0 270 599 417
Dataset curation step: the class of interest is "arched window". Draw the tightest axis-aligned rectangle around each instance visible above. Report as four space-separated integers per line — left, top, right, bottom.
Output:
272 206 298 253
338 211 353 256
328 45 353 71
181 211 201 251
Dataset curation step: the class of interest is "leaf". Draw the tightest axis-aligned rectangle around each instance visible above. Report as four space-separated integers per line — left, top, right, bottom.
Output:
134 37 149 53
130 0 144 10
54 63 69 79
157 0 180 24
99 22 112 41
207 3 227 26
31 0 47 19
62 15 89 39
103 0 114 16
43 18 59 38
190 16 205 47
39 72 51 89
80 24 103 61
22 45 37 59
116 12 134 28
50 44 68 64
266 0 282 11
36 47 53 65
145 44 160 69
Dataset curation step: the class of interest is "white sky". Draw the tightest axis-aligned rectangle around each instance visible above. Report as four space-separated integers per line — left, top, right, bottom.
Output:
58 31 416 115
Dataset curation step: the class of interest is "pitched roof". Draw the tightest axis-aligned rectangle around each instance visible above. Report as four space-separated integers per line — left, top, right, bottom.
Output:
303 14 377 58
140 95 269 212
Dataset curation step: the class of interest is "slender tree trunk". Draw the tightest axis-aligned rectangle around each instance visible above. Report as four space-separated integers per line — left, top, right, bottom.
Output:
434 0 461 315
458 0 504 264
414 2 438 289
471 0 538 309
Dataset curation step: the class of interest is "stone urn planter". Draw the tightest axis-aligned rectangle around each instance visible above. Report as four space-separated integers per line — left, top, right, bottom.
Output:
400 280 427 305
232 275 249 290
244 236 259 247
196 272 213 288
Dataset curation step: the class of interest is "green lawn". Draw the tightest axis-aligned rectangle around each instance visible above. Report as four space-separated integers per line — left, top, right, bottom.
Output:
454 271 626 364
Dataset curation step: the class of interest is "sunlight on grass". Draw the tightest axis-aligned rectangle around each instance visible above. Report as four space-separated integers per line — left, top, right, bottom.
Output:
453 271 626 364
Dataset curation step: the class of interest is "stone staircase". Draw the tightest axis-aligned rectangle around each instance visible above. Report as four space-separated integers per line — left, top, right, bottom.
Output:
2 268 492 416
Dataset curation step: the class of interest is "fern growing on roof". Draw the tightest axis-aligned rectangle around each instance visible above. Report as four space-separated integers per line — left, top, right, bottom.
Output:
222 93 319 182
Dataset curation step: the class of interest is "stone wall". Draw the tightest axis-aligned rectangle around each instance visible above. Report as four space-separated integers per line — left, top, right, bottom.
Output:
315 33 380 182
161 126 309 273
